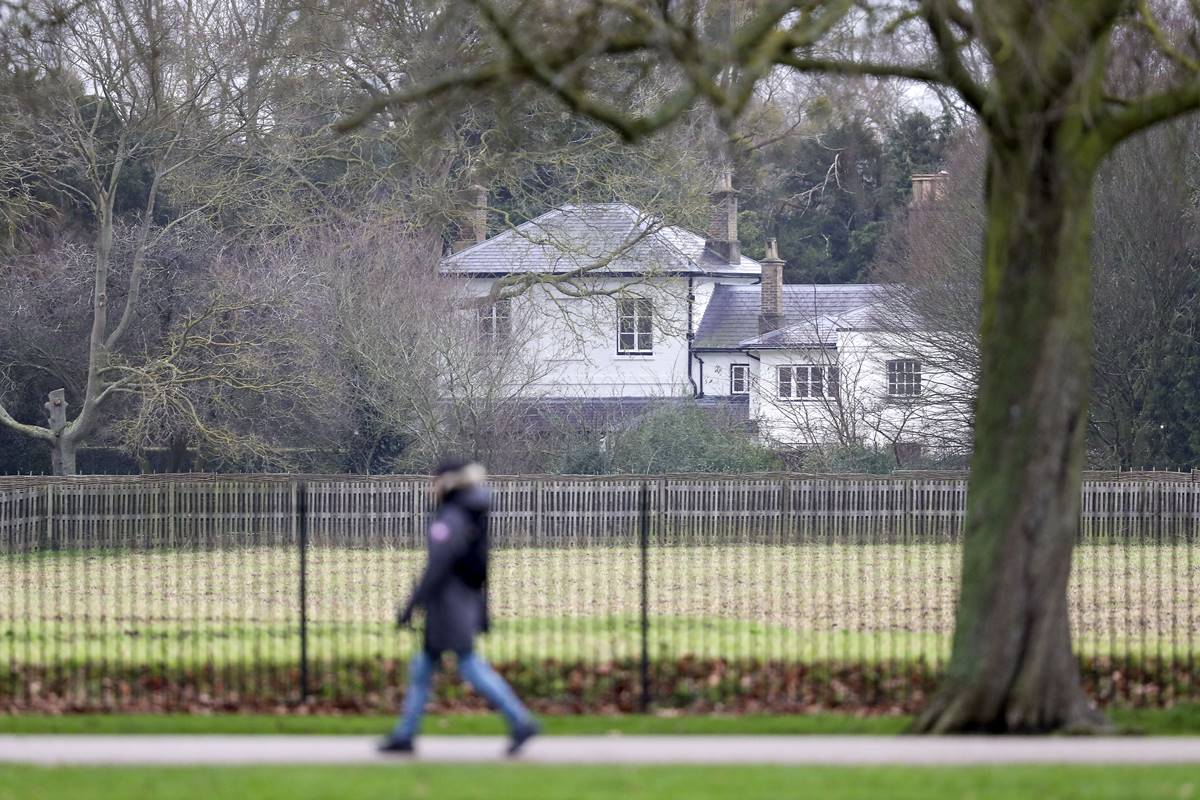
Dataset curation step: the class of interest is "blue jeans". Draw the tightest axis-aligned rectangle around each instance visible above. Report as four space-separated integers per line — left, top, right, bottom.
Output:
392 649 532 740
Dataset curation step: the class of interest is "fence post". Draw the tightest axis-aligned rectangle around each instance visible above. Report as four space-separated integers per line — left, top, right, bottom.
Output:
297 479 310 704
42 481 53 552
782 476 792 539
638 480 650 713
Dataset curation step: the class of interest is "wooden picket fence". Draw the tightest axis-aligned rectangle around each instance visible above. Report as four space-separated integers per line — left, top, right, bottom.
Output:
1 470 1198 549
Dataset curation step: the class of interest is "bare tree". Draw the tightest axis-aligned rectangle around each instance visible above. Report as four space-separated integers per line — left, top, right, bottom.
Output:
0 0 307 473
1089 118 1200 467
302 222 555 473
871 134 984 456
875 120 1200 468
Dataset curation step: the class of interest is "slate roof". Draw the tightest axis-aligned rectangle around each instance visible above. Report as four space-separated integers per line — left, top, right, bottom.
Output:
441 203 761 277
694 284 888 350
738 303 891 348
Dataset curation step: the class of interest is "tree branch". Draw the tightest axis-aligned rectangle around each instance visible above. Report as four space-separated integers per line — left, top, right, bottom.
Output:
0 399 54 442
1136 0 1200 73
336 61 516 133
920 0 991 119
466 0 697 142
1095 81 1200 149
774 53 946 85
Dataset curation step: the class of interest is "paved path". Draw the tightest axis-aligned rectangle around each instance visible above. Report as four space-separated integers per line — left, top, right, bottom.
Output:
3 735 1200 766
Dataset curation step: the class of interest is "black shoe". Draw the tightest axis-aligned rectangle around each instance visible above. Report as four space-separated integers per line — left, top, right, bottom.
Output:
507 721 540 756
378 736 415 755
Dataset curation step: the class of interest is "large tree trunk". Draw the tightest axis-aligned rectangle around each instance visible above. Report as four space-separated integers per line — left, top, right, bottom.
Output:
913 134 1109 733
50 438 78 476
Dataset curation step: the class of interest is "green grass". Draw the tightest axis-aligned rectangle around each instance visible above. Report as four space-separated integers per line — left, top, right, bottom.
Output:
1 765 1198 800
4 543 1196 669
0 616 961 666
6 615 1193 668
2 706 1199 735
0 712 910 736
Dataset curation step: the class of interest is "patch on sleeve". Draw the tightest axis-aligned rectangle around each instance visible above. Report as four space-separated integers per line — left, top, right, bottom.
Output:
429 522 451 542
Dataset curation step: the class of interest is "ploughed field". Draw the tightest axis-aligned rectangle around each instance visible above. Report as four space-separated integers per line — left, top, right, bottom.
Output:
2 543 1196 668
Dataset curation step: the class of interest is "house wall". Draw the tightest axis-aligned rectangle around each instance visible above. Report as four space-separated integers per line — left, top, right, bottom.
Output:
459 275 758 399
750 332 965 453
455 272 964 456
750 347 842 446
695 351 752 398
463 276 690 398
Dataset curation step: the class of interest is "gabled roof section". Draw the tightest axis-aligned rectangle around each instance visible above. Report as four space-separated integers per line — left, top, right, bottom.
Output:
440 202 761 278
694 284 889 350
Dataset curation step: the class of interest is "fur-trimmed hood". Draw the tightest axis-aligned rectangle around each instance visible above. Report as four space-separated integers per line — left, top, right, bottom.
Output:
433 461 486 493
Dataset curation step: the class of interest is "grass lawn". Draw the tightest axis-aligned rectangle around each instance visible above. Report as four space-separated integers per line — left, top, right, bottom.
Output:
2 705 1198 735
1 764 1198 800
3 543 1196 668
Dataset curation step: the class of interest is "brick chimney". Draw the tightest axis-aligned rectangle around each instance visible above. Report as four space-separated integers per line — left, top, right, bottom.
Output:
704 168 740 264
451 184 489 253
910 171 948 205
759 238 785 335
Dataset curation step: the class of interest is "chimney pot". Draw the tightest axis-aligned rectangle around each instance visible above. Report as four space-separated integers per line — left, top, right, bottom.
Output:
910 171 948 205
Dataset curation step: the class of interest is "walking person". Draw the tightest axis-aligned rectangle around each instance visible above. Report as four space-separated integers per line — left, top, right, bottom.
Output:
380 459 540 756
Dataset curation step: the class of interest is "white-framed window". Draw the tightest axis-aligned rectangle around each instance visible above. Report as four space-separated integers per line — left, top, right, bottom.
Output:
617 298 653 355
777 364 834 400
730 363 750 395
478 299 511 345
886 359 922 397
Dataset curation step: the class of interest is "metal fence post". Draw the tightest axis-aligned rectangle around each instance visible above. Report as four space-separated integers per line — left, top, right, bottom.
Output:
638 479 650 713
297 479 310 704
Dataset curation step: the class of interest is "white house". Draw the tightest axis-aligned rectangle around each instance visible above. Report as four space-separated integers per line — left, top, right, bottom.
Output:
439 174 961 456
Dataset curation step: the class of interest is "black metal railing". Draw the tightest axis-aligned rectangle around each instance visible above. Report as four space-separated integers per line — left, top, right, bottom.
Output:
1 472 1196 714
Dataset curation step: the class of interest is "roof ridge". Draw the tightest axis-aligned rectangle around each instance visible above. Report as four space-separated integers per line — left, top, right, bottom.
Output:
442 205 574 262
442 201 763 275
442 202 664 265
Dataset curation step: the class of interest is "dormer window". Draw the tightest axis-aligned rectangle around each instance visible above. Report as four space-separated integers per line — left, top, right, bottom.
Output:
617 298 653 355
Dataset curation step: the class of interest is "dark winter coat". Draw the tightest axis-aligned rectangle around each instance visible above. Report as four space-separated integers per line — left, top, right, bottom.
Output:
400 485 491 654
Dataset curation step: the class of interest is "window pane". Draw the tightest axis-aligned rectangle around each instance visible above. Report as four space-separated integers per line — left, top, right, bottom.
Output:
886 360 922 396
731 364 748 394
778 367 791 398
617 299 652 353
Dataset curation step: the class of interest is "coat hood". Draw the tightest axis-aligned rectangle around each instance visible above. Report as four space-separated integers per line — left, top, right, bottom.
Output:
433 462 487 497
